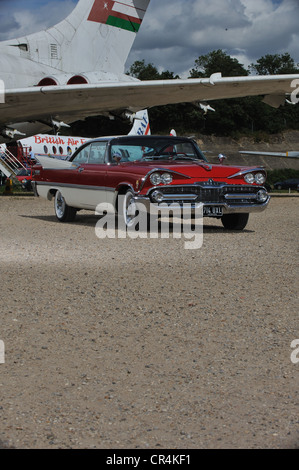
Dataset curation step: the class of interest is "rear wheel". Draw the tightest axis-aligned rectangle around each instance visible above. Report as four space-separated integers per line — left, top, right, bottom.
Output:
221 213 249 231
54 191 77 222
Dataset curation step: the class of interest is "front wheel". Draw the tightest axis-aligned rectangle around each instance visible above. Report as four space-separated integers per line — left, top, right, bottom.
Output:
54 191 77 222
120 190 137 228
221 213 249 231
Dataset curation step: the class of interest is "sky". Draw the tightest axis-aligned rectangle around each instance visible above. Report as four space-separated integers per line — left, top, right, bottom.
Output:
0 0 298 78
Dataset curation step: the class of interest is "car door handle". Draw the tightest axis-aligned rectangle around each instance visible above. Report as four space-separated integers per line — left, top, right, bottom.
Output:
78 167 84 172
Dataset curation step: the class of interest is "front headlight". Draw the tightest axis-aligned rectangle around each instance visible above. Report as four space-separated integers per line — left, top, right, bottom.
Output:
161 173 173 184
150 173 162 185
255 172 266 185
244 173 255 184
150 172 173 186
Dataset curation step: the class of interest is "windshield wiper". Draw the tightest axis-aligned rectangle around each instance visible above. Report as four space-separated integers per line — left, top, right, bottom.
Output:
141 154 172 161
172 155 200 161
141 154 205 162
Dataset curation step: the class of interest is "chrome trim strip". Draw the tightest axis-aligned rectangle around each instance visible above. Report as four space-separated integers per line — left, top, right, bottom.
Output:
35 181 115 192
224 193 257 200
227 167 265 179
41 165 80 171
145 183 260 195
162 193 198 201
133 196 270 214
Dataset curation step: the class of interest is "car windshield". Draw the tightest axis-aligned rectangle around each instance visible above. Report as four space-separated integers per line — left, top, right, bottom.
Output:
110 137 207 163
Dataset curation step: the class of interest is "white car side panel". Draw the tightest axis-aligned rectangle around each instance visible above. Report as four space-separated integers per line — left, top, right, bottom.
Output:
37 184 107 210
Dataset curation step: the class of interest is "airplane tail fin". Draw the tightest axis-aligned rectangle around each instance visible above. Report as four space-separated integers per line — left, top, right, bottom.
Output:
3 0 150 77
128 110 151 135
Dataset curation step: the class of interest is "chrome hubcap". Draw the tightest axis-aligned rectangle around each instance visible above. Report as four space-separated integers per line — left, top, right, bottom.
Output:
124 193 136 226
55 192 65 218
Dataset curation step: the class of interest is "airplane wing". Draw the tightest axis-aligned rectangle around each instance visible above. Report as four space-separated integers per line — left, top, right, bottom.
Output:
240 151 299 158
1 73 299 127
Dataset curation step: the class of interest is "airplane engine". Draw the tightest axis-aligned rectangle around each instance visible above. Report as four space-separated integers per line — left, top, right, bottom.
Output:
37 74 88 87
37 71 119 87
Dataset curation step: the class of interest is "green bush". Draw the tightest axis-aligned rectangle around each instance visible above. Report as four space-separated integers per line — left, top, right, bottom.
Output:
266 169 299 186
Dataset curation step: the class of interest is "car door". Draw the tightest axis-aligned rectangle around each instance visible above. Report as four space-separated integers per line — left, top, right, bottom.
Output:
70 141 109 210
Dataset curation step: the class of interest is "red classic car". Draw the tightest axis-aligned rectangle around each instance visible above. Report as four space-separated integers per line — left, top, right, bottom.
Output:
31 135 270 230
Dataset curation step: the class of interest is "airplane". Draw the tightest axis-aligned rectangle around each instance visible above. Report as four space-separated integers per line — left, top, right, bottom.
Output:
239 150 299 158
1 109 150 163
0 0 299 144
0 109 150 187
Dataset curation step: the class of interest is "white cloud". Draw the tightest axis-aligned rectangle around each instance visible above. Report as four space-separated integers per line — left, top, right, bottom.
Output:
0 0 298 77
126 0 299 76
0 0 76 40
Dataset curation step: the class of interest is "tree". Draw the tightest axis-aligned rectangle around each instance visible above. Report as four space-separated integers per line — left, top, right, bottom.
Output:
127 60 161 80
187 50 250 135
250 53 299 75
125 53 299 136
127 59 180 80
188 50 299 135
189 49 248 78
249 54 299 133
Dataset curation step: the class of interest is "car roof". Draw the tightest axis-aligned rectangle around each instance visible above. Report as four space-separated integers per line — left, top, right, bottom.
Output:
88 135 193 144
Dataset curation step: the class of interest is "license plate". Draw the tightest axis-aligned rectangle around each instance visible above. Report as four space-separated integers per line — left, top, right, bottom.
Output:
203 206 223 216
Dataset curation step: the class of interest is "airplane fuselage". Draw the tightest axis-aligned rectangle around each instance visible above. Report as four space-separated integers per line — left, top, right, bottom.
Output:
0 43 133 143
0 46 129 90
0 52 58 89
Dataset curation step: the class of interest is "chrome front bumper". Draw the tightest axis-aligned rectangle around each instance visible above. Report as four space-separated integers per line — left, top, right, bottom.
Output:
133 184 270 216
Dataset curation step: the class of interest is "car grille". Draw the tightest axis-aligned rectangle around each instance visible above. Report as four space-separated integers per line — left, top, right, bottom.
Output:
151 184 262 204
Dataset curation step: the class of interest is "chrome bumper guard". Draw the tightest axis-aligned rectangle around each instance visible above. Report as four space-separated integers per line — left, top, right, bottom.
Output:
134 184 270 215
133 197 270 215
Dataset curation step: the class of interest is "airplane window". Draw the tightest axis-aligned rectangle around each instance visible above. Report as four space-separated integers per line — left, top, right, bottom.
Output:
52 146 57 154
67 146 72 156
88 142 107 163
44 145 48 154
59 146 64 155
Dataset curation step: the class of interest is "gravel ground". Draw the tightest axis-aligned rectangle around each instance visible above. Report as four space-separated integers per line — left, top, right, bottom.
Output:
0 195 298 449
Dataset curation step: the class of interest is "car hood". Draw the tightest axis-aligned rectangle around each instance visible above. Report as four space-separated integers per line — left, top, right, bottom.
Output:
121 160 258 179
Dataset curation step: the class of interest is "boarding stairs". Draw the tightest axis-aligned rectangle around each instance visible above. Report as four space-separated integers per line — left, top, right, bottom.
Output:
0 144 25 185
17 145 34 168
